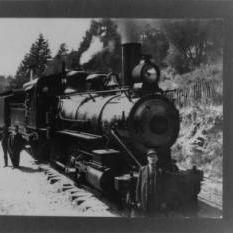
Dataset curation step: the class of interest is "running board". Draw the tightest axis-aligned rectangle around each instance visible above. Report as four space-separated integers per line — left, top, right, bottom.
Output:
56 130 102 141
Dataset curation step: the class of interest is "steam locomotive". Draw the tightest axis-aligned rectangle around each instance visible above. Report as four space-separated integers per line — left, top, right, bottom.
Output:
0 43 203 212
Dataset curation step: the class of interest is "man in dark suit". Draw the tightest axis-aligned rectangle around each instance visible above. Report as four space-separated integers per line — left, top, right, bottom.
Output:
8 126 24 168
136 149 162 216
1 126 9 167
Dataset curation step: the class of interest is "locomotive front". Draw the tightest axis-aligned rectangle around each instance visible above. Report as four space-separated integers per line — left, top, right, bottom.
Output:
57 43 202 211
58 43 180 164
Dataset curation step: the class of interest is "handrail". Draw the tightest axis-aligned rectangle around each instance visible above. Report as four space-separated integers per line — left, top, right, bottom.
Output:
60 87 130 97
110 129 142 168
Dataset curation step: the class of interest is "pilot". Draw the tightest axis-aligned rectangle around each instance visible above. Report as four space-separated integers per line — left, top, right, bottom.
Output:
136 149 163 216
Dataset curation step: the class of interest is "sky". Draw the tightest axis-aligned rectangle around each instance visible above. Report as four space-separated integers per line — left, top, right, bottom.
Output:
0 18 94 76
0 18 162 77
0 18 219 77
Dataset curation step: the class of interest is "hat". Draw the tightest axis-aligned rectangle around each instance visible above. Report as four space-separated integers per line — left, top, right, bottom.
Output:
146 149 158 157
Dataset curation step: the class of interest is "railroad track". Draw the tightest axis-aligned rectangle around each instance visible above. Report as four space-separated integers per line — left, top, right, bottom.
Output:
41 161 223 217
25 146 222 217
198 176 222 210
37 162 127 217
178 165 222 211
23 147 128 216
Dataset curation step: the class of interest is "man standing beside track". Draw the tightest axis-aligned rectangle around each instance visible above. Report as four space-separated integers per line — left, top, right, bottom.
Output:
136 149 164 216
1 126 10 167
8 126 25 168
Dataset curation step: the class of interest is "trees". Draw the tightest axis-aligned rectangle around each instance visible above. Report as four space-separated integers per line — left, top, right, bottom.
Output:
163 19 223 73
73 20 100 68
10 54 31 88
12 34 51 88
140 25 169 66
27 33 51 77
50 43 70 73
79 19 122 73
0 75 11 92
55 43 69 58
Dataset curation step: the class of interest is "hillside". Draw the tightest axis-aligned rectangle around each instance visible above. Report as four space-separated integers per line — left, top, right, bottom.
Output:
161 63 223 180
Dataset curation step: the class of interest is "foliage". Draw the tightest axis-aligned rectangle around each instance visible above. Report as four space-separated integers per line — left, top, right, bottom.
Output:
67 20 101 69
26 33 51 77
172 104 222 179
55 43 69 58
139 25 169 66
81 19 122 73
163 19 223 73
4 75 14 90
83 50 121 73
166 47 190 74
169 63 223 179
0 75 10 92
60 19 121 71
10 54 31 88
11 34 51 88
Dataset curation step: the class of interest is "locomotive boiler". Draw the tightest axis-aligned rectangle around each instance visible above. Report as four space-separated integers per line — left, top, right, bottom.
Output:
0 43 203 212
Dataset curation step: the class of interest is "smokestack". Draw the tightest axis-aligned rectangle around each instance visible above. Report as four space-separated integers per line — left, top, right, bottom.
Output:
122 43 141 86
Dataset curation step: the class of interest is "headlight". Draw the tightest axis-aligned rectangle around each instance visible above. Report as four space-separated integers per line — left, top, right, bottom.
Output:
132 60 160 85
142 65 159 84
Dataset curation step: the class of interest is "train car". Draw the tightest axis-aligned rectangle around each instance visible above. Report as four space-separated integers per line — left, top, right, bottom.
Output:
0 43 203 211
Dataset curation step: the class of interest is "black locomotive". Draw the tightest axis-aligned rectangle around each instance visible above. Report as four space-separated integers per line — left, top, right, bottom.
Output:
0 43 203 212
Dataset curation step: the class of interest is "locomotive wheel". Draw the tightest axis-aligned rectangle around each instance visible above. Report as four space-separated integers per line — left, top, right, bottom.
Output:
64 143 88 183
68 144 81 162
64 145 81 181
49 137 79 173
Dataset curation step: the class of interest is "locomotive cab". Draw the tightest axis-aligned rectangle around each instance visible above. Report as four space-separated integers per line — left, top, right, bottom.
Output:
64 71 90 94
4 90 26 134
23 74 61 131
0 91 13 130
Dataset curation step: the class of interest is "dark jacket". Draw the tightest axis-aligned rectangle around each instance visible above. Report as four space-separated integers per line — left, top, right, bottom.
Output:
136 165 161 212
1 127 8 149
10 132 24 154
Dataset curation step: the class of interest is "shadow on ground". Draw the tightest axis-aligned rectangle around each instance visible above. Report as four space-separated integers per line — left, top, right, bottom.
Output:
17 165 42 173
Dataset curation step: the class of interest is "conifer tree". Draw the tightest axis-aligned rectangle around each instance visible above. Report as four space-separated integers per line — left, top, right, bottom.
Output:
28 33 51 77
11 34 51 88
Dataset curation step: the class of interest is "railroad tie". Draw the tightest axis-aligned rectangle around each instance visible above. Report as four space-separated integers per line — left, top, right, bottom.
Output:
47 174 59 180
62 183 74 191
69 192 90 201
49 178 60 184
73 194 93 205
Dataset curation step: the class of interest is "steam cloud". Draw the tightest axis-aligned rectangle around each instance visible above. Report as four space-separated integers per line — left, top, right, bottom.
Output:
80 19 161 64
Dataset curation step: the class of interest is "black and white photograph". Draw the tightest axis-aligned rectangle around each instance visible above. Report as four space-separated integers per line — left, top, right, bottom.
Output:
0 17 223 219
